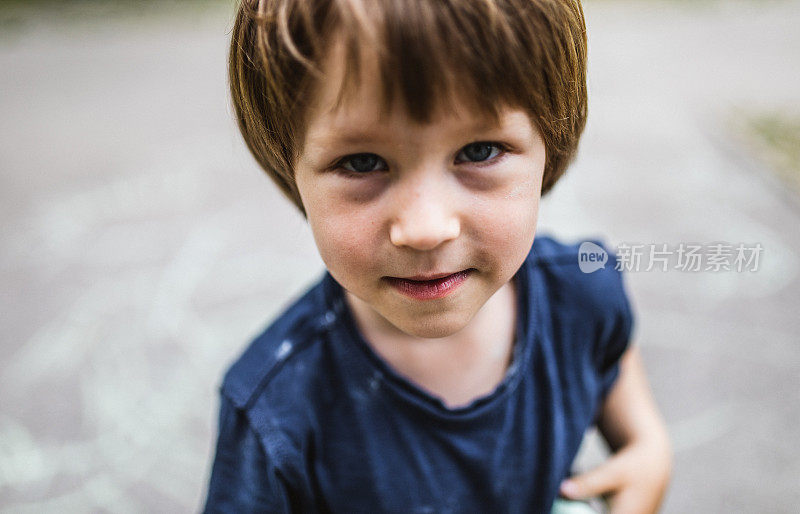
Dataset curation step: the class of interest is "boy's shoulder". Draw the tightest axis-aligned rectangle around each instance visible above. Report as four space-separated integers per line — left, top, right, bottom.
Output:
529 233 626 292
529 233 633 336
530 232 613 265
219 273 334 413
529 234 635 393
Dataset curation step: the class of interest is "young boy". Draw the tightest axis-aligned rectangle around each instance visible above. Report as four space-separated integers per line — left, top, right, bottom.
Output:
204 0 672 512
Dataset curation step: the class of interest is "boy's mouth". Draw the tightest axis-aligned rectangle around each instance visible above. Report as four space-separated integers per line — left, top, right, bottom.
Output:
384 269 473 300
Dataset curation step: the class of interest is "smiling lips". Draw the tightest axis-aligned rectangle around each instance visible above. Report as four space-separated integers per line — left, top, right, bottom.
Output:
385 270 472 300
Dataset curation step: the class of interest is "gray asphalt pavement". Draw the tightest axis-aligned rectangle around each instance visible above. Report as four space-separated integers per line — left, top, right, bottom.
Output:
1 1 799 512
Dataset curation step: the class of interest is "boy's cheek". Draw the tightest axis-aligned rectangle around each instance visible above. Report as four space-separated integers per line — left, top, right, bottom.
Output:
470 195 540 244
311 223 371 266
306 211 383 276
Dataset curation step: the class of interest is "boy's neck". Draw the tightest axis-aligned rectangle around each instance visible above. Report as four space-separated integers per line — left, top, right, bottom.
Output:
345 279 518 409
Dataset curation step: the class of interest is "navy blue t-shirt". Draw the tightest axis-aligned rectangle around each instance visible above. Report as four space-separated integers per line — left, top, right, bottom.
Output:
203 234 634 513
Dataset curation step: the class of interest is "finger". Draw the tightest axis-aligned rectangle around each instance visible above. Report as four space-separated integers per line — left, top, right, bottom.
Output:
559 456 628 500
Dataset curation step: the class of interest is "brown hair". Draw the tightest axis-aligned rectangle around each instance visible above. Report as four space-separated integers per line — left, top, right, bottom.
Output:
229 0 588 214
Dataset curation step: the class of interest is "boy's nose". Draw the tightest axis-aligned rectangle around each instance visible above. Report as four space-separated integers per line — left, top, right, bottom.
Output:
388 176 461 251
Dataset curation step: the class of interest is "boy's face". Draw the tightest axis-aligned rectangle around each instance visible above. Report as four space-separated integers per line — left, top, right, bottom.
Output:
294 42 546 340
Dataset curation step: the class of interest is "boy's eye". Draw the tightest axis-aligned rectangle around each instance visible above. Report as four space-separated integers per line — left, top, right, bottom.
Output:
455 142 503 164
339 153 387 174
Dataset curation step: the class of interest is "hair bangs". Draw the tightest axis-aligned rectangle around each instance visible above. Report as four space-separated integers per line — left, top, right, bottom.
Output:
327 0 544 125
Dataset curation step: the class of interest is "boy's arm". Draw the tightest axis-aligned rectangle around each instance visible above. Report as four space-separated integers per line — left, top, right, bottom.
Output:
559 346 673 513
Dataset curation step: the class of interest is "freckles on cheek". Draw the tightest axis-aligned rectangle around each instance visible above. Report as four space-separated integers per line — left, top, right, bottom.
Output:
313 209 380 273
472 197 539 251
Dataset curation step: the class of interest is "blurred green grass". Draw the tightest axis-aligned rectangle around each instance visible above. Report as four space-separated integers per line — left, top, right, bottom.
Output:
744 114 800 193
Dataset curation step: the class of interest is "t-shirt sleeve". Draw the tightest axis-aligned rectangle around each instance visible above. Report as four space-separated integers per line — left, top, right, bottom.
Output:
203 395 293 513
591 249 635 399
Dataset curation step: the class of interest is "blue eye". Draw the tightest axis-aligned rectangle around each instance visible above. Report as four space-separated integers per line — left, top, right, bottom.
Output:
340 153 387 173
456 142 503 163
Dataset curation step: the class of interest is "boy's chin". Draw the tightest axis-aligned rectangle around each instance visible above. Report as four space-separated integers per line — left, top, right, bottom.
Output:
345 289 479 341
385 311 473 340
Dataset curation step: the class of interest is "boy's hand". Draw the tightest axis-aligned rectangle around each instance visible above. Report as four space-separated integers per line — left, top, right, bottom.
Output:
559 347 672 514
558 438 671 513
